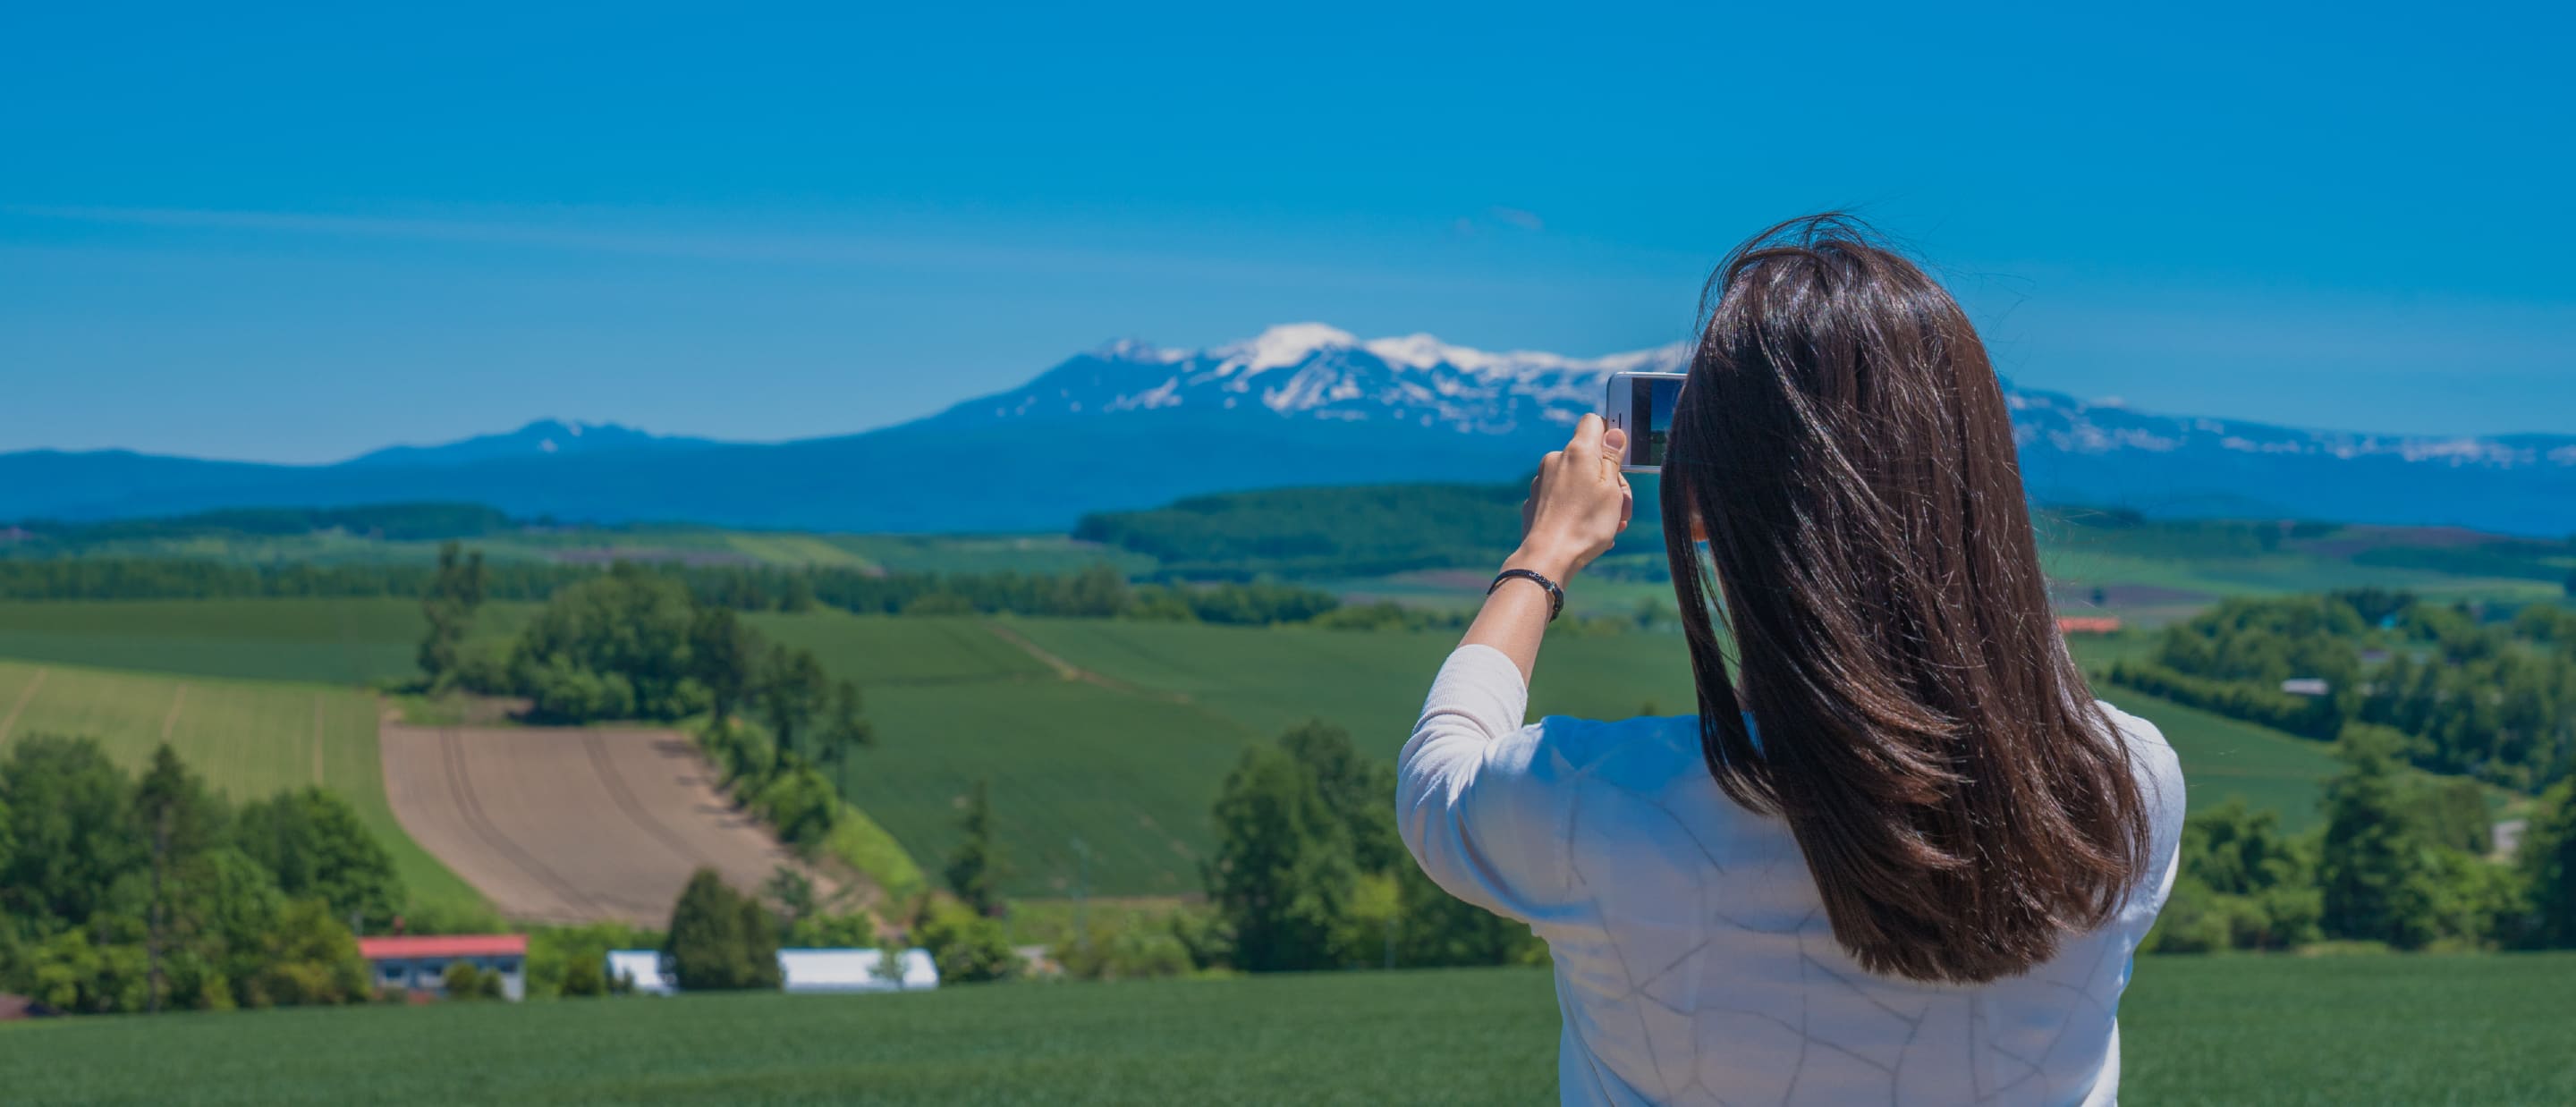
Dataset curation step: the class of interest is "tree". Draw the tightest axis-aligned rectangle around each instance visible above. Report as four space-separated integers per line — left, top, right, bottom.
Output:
557 954 608 998
748 764 840 847
235 787 405 931
1278 722 1401 874
122 844 294 1011
688 607 758 723
240 897 371 1008
755 645 831 758
2318 732 2438 948
785 908 882 950
916 897 1016 983
0 734 143 929
816 680 875 771
418 541 488 685
1394 860 1544 968
1207 741 1356 972
442 959 503 1001
132 744 228 1013
762 865 819 934
21 926 149 1014
664 868 779 991
527 921 657 999
945 780 1007 917
511 565 703 721
2523 779 2576 948
2150 799 2323 951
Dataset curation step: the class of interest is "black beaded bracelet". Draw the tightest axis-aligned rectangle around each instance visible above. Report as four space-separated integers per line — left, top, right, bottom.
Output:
1488 568 1564 621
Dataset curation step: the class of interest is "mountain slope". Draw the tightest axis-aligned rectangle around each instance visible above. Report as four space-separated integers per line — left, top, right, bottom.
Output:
343 419 720 468
4 325 2570 535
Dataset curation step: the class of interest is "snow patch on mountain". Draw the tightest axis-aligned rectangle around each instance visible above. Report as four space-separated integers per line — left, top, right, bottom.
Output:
1222 323 1361 373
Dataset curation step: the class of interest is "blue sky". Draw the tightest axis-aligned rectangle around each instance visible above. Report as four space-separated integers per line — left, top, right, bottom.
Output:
4 2 2570 462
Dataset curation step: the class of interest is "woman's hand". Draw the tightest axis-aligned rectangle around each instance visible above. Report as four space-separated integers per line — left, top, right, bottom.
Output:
1512 414 1633 582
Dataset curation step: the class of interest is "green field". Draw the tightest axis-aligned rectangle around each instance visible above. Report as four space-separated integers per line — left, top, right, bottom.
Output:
0 657 484 918
747 613 1262 896
758 613 2358 896
4 956 2570 1105
0 591 2437 901
2099 690 2344 831
0 596 2375 896
1013 618 2356 829
0 597 541 686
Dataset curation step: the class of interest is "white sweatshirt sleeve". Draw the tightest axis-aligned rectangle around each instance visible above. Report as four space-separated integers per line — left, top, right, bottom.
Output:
1395 644 1577 927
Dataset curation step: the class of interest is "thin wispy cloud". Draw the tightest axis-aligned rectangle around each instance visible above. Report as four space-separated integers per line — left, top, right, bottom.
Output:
0 204 1503 294
1486 206 1545 232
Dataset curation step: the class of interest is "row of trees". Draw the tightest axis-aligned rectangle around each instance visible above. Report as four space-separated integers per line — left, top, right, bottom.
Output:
2149 731 2576 952
6 503 518 546
0 549 1351 630
661 863 1019 993
1185 719 2576 975
2108 591 2576 789
0 738 402 1013
3 541 1621 636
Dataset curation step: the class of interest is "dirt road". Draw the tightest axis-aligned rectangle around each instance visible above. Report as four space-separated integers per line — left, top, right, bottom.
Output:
381 723 827 925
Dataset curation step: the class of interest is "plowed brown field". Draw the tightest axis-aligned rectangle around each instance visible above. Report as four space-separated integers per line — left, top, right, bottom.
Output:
382 724 827 925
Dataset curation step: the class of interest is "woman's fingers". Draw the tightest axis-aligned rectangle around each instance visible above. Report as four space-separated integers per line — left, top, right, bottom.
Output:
1505 413 1640 577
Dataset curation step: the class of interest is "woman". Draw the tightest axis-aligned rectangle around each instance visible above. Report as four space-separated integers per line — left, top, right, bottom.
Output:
1399 215 2183 1107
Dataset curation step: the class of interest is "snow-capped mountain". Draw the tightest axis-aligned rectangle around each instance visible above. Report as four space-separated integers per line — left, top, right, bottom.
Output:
936 321 2576 476
940 323 1690 436
2 324 2568 535
900 322 2575 533
2002 391 2576 474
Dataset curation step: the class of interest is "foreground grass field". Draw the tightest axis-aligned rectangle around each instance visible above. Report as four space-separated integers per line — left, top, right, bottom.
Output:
0 656 484 919
4 956 2570 1105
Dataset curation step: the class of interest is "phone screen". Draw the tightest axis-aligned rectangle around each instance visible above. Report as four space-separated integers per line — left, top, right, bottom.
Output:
1630 376 1682 468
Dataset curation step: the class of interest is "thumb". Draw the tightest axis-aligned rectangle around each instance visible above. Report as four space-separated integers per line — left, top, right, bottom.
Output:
1601 427 1629 464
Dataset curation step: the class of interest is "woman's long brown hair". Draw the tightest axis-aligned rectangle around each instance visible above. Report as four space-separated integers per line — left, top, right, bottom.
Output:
1661 215 2151 984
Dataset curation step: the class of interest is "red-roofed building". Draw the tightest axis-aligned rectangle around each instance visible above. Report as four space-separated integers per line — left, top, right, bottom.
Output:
360 934 528 1001
2057 615 2123 636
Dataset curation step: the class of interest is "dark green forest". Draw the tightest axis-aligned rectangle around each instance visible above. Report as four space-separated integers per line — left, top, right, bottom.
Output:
2142 736 2574 954
0 554 1357 627
2108 591 2576 789
4 503 518 547
1077 485 2576 584
0 739 403 1014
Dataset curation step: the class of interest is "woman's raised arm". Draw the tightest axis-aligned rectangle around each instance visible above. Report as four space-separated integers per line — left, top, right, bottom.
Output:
1459 413 1632 682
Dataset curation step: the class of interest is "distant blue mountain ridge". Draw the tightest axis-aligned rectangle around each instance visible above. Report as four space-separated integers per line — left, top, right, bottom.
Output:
342 418 721 468
4 324 2571 537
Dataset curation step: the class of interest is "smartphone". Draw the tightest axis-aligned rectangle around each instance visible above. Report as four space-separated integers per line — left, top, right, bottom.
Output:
1602 372 1685 473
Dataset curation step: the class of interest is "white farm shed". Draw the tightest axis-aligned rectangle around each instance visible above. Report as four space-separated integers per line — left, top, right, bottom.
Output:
777 948 940 993
605 949 677 996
